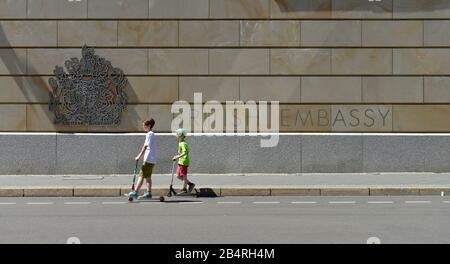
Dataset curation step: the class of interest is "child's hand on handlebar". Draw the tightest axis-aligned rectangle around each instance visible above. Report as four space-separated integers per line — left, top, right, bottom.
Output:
172 155 178 161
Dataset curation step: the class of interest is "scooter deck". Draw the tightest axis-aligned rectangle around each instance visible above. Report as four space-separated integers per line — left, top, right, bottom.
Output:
124 194 165 202
167 189 200 198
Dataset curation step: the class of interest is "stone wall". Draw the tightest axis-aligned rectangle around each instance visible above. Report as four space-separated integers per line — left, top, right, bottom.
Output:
0 0 450 133
2 133 450 174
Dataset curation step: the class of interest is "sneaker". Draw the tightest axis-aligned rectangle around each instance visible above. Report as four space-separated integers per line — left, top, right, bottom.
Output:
188 182 196 193
128 191 138 199
138 192 152 200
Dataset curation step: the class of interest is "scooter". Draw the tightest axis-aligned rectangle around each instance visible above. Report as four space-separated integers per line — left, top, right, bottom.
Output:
167 161 199 198
125 160 165 203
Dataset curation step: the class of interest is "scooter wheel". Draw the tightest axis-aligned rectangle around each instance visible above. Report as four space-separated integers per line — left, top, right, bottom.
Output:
167 193 172 198
128 197 133 202
159 196 165 202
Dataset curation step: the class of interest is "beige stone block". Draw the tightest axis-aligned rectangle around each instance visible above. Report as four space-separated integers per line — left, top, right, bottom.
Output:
0 104 26 131
394 0 450 19
332 0 393 19
151 188 170 197
24 187 73 197
363 77 423 103
149 49 208 75
280 105 331 132
179 77 239 102
26 104 89 132
419 188 450 196
27 49 80 75
0 77 50 103
95 49 148 75
27 0 87 18
58 21 118 47
29 49 147 75
332 49 392 75
180 21 239 47
301 21 361 47
321 188 370 196
220 188 271 196
425 21 450 46
331 105 393 132
0 0 27 18
210 49 269 75
126 77 178 103
118 21 178 47
0 21 57 47
87 104 149 133
271 49 331 74
394 49 450 75
301 77 361 103
74 187 121 197
149 0 209 18
88 0 148 18
88 104 173 133
393 105 450 132
363 21 423 47
0 49 27 74
240 77 300 103
424 77 450 103
270 188 321 196
370 188 420 196
270 0 331 19
240 21 300 47
0 187 23 197
148 105 173 132
210 0 269 18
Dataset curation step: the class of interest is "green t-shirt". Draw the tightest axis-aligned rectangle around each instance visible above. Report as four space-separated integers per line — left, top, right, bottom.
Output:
178 141 190 167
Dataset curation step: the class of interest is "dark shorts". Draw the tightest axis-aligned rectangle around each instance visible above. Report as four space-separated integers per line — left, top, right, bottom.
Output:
139 162 155 179
176 164 188 177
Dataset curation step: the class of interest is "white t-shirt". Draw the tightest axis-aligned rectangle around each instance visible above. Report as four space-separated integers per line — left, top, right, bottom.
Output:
143 131 156 164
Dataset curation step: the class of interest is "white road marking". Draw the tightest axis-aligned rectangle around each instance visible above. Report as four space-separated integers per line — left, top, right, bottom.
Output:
64 202 91 205
368 201 394 204
217 202 242 204
26 202 53 205
329 201 356 204
253 202 280 204
0 202 16 205
102 202 126 205
291 201 317 204
405 201 432 204
442 201 450 204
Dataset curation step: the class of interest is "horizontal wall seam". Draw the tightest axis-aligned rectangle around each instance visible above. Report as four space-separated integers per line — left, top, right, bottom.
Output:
2 18 450 21
5 46 450 49
3 75 450 77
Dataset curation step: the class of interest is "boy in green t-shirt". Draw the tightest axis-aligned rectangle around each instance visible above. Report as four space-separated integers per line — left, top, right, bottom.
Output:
172 128 195 193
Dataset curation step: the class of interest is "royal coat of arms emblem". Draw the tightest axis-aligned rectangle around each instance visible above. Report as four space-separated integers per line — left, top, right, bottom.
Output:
48 46 128 125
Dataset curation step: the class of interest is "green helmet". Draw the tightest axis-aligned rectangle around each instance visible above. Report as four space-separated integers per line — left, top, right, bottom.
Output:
176 128 188 137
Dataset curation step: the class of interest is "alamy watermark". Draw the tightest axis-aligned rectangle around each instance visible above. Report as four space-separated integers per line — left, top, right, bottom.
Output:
171 93 280 148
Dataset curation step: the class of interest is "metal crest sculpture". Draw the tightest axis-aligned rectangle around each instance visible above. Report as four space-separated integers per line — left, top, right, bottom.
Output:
48 46 127 126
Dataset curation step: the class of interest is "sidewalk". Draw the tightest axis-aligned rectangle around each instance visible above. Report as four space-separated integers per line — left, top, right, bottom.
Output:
1 173 450 197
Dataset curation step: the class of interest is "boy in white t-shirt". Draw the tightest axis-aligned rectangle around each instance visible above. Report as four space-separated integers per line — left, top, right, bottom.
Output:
128 119 157 200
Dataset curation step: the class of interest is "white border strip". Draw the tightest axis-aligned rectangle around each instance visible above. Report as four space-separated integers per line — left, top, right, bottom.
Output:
4 132 450 137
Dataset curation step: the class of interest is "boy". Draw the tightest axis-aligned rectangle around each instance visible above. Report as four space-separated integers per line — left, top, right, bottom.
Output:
172 128 195 193
128 119 156 200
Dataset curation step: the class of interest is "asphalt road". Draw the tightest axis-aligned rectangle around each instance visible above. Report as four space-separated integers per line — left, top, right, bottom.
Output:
0 196 449 244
